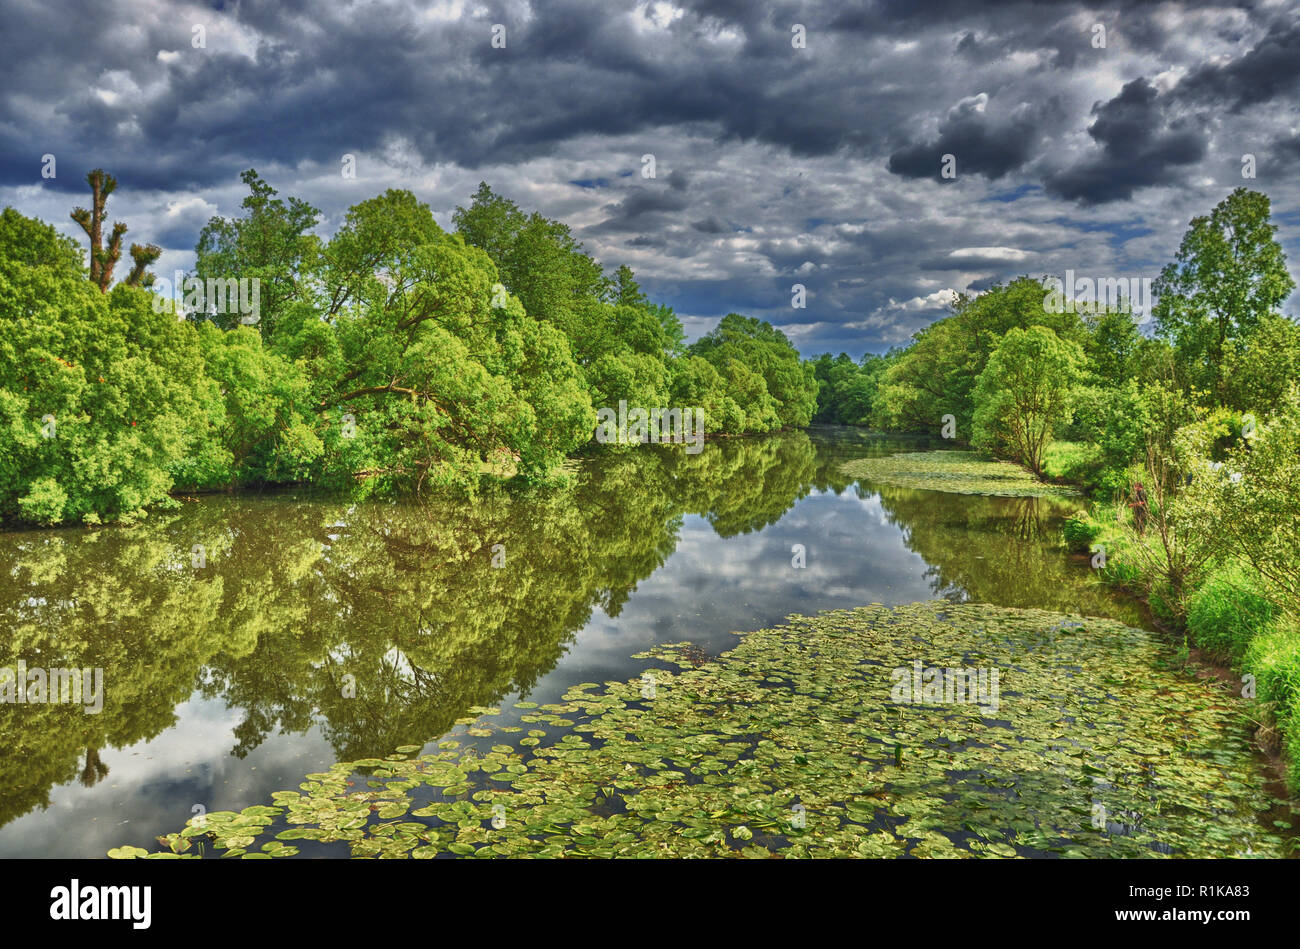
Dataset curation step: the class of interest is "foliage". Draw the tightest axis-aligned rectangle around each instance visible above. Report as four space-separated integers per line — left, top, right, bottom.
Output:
1223 313 1300 418
808 352 889 425
971 326 1084 477
195 169 322 336
1153 188 1294 406
1177 387 1300 609
1042 440 1101 484
1060 511 1102 553
689 313 819 430
1243 615 1300 788
298 189 594 488
452 183 809 436
9 170 844 521
1186 565 1279 664
872 278 1087 438
172 323 323 490
0 208 205 525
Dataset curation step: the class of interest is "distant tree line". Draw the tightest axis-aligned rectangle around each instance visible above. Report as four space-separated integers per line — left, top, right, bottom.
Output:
805 188 1299 493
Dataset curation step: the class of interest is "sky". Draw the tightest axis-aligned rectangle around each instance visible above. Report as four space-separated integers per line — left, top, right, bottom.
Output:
2 0 1298 358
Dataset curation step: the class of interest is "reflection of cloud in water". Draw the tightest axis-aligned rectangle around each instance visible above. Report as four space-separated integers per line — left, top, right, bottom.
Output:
0 697 338 858
542 490 938 692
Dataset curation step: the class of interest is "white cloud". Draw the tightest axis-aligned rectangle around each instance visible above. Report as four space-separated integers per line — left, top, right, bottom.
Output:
948 246 1031 262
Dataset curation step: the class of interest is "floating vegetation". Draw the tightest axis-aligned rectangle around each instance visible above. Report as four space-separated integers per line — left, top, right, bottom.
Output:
841 451 1079 498
115 602 1287 859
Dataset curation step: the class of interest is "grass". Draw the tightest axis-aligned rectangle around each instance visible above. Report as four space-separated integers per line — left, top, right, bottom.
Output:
1042 440 1129 496
1187 565 1279 664
1245 616 1300 787
1042 440 1100 481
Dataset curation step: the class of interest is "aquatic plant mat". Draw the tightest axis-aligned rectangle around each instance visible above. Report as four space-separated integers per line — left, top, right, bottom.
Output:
841 450 1079 498
115 602 1287 858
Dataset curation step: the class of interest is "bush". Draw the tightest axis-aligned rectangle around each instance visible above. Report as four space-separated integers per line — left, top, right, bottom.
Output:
0 209 206 525
1061 511 1103 553
172 322 323 491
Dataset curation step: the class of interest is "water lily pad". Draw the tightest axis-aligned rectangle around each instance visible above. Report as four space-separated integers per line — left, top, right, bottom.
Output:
117 602 1283 860
841 451 1078 498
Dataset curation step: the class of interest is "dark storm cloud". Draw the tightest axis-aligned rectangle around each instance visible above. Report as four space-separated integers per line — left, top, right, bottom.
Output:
593 169 691 231
888 94 1053 181
1278 135 1300 160
1174 20 1300 111
1044 16 1300 205
691 217 727 233
0 0 1096 191
1045 78 1208 204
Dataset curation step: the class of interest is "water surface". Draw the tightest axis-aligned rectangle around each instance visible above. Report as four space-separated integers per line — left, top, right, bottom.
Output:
0 427 1282 857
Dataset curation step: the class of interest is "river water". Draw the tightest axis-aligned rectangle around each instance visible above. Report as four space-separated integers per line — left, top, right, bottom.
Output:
0 427 1289 857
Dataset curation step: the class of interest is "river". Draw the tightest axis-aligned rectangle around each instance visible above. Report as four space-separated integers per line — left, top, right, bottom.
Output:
0 427 1290 858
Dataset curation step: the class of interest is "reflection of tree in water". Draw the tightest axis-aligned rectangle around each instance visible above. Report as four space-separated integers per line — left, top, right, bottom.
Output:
0 430 1150 831
667 431 819 536
79 747 109 788
0 430 821 826
868 485 1141 622
1005 495 1062 543
0 525 227 828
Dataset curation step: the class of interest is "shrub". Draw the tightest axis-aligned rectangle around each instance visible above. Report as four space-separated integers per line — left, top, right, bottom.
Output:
1186 565 1278 663
1061 511 1103 553
0 209 205 525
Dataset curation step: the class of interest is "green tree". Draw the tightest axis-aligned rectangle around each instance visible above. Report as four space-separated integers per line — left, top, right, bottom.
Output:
1178 387 1300 608
172 323 323 491
1083 308 1143 389
971 326 1083 477
303 190 591 488
1223 313 1300 418
195 170 321 336
873 278 1087 436
0 208 205 525
1153 188 1295 406
453 183 607 337
690 313 818 430
669 355 747 434
810 352 886 425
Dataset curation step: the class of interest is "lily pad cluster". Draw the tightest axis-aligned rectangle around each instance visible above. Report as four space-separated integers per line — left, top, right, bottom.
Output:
841 451 1079 498
114 602 1288 858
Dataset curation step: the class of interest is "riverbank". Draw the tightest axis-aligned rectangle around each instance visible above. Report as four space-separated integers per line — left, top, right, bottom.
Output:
1063 508 1300 793
845 441 1300 797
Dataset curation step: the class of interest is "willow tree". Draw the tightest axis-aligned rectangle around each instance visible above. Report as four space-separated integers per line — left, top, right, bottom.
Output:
289 189 593 489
